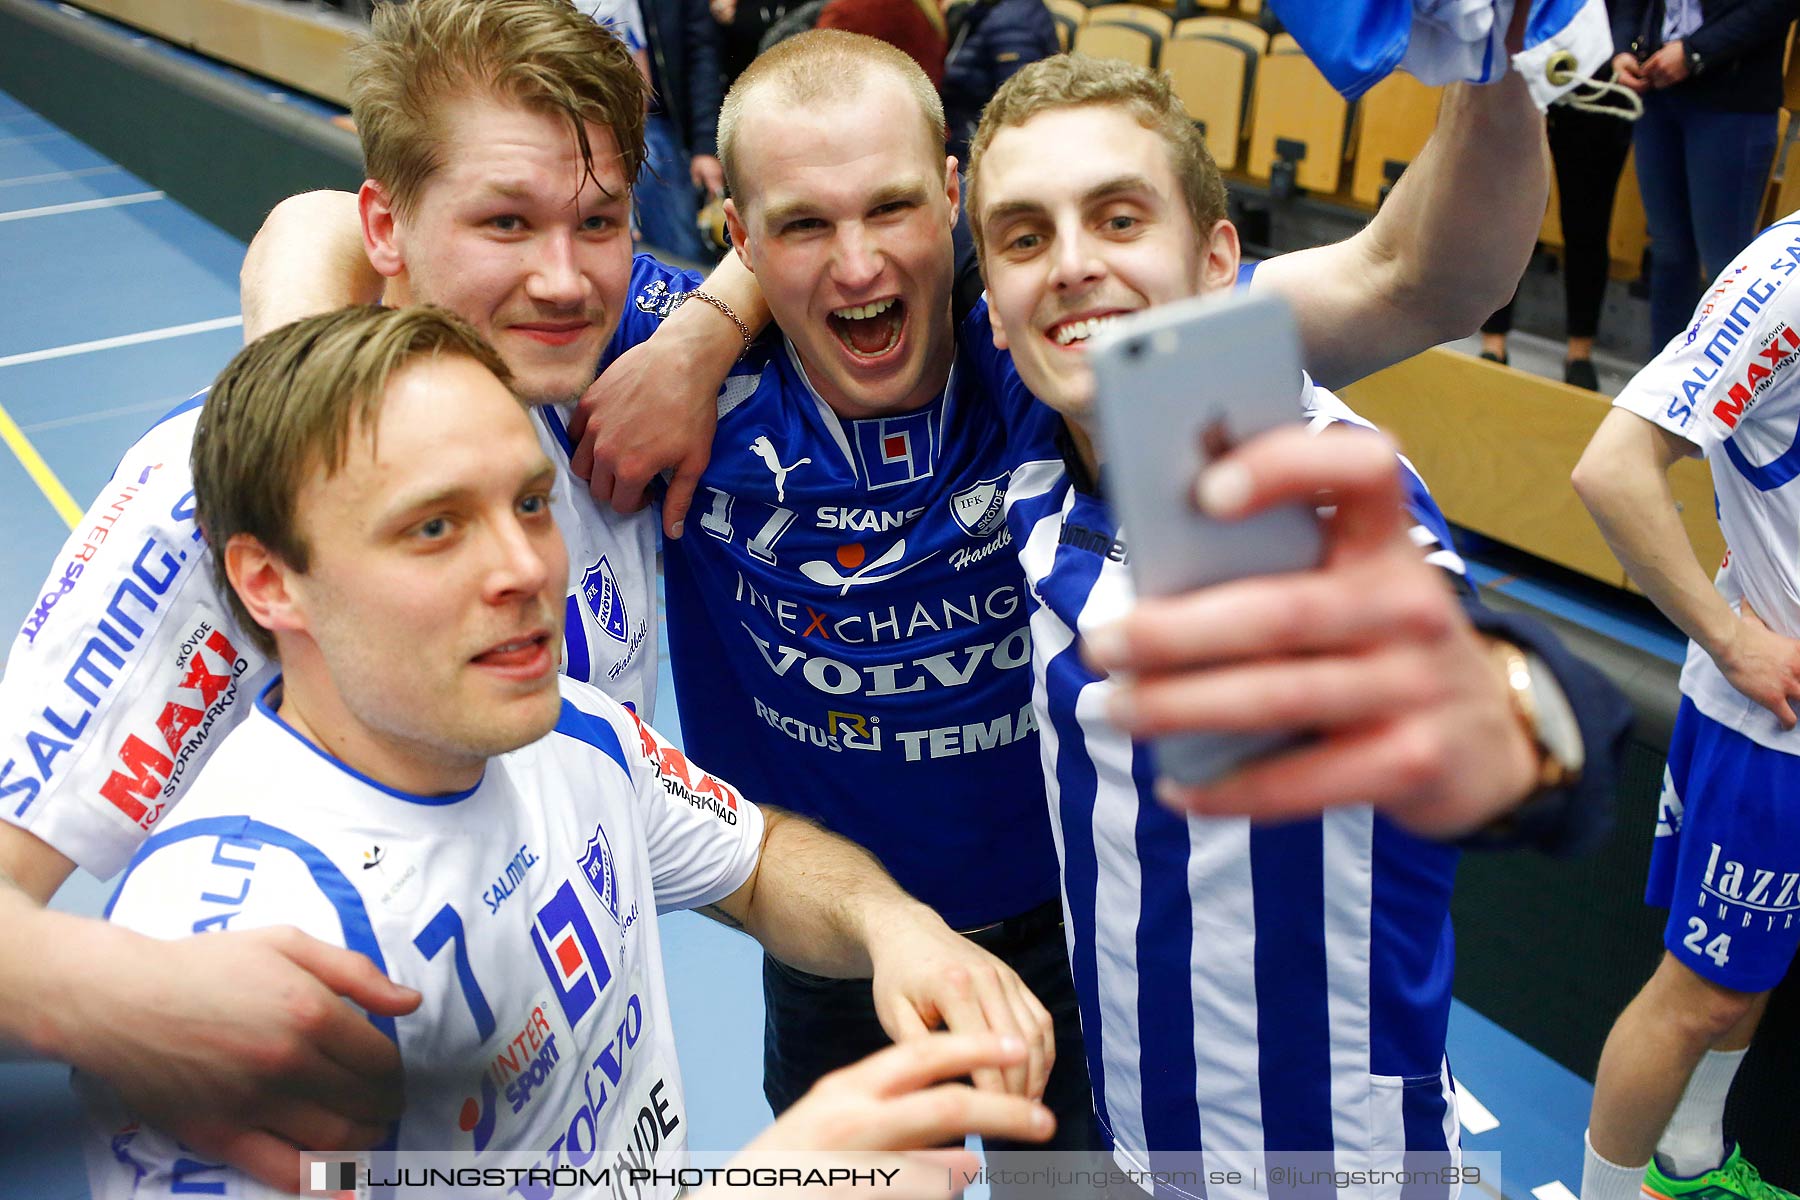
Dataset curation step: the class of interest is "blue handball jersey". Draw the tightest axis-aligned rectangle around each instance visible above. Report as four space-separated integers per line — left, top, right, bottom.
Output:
960 298 1470 1179
658 261 1059 929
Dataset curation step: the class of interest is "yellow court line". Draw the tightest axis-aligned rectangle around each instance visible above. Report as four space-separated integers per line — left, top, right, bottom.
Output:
0 398 81 529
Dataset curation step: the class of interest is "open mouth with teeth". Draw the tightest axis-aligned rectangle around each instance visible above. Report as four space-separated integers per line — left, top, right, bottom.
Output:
828 296 905 358
1047 313 1127 348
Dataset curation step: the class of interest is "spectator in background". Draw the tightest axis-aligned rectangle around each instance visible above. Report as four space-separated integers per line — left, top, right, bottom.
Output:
713 0 802 84
1479 81 1634 391
579 0 655 80
940 0 1058 165
641 0 727 261
816 0 948 83
1610 0 1798 349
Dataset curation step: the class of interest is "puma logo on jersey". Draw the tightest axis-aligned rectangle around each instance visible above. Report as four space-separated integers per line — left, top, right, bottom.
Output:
750 436 811 502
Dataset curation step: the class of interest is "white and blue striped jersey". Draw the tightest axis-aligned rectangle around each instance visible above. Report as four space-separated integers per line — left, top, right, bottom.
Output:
961 301 1472 1181
84 676 763 1200
0 256 684 879
1612 216 1800 756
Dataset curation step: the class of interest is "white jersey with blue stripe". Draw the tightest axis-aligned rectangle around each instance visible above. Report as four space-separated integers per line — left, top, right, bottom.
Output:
960 301 1470 1178
0 255 685 879
84 676 763 1200
1612 217 1800 756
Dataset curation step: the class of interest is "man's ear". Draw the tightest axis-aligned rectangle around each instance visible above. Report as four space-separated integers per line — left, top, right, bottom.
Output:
1200 218 1241 294
226 534 308 647
944 155 961 227
360 179 406 280
723 198 754 273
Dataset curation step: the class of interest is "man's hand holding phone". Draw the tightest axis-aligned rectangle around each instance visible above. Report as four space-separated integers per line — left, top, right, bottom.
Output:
1083 423 1540 838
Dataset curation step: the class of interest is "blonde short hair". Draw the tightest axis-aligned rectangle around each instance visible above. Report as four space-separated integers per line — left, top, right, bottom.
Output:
192 306 511 657
350 0 647 217
966 55 1228 260
717 29 946 204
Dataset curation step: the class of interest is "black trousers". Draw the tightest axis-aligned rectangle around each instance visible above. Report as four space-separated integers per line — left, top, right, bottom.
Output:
1483 97 1635 340
762 899 1118 1194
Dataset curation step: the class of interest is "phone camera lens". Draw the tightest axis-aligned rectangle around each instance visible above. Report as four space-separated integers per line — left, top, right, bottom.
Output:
1124 339 1144 360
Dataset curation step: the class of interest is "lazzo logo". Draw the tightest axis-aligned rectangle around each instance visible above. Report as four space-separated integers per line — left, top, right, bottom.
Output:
1700 842 1800 924
799 538 937 595
950 474 1009 538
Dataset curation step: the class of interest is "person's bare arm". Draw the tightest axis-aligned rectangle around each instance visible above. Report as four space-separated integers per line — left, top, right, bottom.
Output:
1252 70 1546 390
240 191 383 341
1574 408 1800 725
0 821 75 905
0 871 420 1191
568 252 771 538
704 809 1054 1100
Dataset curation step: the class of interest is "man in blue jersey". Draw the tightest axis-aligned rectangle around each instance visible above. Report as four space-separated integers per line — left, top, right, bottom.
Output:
957 52 1628 1176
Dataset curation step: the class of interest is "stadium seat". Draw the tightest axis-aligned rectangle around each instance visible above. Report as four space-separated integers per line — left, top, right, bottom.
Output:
1347 71 1439 207
1045 0 1088 28
1245 49 1350 194
1173 15 1268 52
1162 35 1255 171
1053 12 1077 48
1087 3 1173 38
1269 30 1299 53
1072 20 1160 68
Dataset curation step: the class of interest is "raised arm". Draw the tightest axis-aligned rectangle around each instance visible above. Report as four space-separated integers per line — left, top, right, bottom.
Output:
240 191 383 341
705 808 1055 1099
1252 70 1547 390
1574 409 1800 726
569 251 771 538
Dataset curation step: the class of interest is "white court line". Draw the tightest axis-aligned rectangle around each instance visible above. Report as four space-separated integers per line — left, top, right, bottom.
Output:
0 190 164 223
0 132 61 149
1532 1182 1578 1200
23 394 187 434
1457 1084 1500 1135
0 165 123 190
0 316 242 369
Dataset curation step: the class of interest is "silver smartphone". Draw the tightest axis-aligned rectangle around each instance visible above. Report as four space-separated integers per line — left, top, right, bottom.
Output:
1088 289 1324 785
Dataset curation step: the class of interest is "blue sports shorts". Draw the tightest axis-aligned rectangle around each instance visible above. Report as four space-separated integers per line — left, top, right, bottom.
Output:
1647 697 1800 993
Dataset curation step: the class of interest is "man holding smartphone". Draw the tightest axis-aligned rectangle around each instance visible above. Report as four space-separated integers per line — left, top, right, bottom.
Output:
956 52 1630 1173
